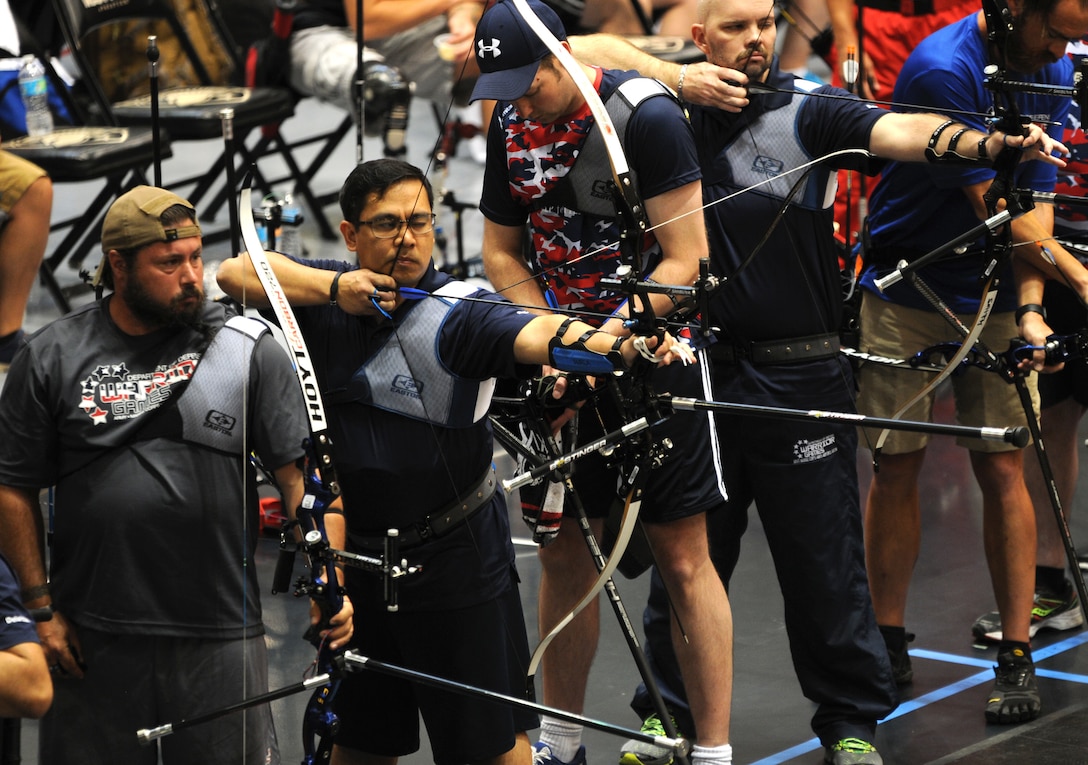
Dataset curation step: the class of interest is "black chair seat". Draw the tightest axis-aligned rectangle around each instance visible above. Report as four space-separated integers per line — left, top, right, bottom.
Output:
4 126 167 181
112 86 294 138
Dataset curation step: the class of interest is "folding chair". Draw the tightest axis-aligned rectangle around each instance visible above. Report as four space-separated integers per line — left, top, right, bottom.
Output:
202 0 352 241
49 0 334 242
3 25 167 313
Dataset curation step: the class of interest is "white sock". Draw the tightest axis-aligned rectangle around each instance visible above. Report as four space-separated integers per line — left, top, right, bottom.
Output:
691 742 733 765
538 718 583 763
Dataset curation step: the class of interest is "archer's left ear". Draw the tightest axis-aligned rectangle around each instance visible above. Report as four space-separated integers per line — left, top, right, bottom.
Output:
339 220 358 253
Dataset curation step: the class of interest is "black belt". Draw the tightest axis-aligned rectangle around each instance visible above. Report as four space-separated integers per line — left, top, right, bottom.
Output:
349 466 497 550
859 0 934 14
709 333 840 365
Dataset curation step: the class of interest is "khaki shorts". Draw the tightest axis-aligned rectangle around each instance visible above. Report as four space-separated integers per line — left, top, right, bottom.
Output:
855 293 1038 455
0 149 47 216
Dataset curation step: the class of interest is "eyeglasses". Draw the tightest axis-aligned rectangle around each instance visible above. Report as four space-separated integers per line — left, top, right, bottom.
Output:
357 213 436 239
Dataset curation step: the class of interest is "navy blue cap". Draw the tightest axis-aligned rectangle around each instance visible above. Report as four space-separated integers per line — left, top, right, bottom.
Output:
470 0 567 102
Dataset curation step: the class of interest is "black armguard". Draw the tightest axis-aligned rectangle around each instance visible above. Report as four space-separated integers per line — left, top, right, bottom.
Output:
924 119 992 165
547 323 627 374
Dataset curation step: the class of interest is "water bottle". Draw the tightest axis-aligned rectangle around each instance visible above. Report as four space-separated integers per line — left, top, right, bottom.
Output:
279 193 303 257
18 55 53 137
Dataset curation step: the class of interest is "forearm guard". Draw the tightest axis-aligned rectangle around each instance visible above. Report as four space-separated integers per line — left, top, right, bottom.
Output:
547 317 627 374
924 119 992 166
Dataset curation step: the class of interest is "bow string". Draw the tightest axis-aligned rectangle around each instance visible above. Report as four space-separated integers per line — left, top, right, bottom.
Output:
507 0 668 677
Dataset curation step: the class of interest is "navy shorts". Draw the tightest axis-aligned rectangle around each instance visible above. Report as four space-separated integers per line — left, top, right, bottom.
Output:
332 571 538 764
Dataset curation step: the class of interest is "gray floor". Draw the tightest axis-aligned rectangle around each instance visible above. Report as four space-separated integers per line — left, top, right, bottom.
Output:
6 94 1088 765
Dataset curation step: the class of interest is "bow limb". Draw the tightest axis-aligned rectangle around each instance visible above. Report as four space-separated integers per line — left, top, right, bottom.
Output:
239 180 347 765
870 276 1000 459
510 0 655 652
526 478 643 677
239 183 340 485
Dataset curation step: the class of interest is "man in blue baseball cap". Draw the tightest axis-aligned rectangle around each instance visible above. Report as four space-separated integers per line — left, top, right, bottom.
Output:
470 0 569 102
474 2 736 765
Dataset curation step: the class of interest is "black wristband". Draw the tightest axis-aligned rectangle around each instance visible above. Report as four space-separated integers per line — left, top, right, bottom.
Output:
20 583 49 602
329 270 343 306
1015 303 1047 323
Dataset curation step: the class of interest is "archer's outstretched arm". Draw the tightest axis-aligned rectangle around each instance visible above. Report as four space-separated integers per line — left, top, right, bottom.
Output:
868 113 1067 166
513 314 695 369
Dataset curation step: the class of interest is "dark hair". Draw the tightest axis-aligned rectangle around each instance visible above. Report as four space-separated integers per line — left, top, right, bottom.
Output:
100 204 197 290
1019 0 1076 21
338 159 435 224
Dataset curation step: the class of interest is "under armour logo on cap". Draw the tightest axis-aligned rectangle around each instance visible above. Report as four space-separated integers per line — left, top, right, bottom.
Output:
477 38 502 59
470 0 567 103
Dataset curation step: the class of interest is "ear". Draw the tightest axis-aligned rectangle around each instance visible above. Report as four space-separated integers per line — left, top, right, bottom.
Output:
340 220 358 253
106 249 126 281
692 23 709 57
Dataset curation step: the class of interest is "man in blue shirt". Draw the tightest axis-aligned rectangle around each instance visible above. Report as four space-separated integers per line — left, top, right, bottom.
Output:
217 157 692 765
566 0 1065 758
858 0 1088 727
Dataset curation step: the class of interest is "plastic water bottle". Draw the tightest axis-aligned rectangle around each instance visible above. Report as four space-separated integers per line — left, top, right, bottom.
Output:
18 55 53 137
279 193 303 257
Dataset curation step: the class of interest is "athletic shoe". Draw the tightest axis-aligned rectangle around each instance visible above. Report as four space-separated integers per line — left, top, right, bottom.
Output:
533 742 587 765
619 714 682 765
971 581 1083 642
823 738 883 765
984 646 1041 724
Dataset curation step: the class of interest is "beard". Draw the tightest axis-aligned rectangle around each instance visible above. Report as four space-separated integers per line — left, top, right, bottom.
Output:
1003 15 1059 73
123 277 208 333
736 47 772 81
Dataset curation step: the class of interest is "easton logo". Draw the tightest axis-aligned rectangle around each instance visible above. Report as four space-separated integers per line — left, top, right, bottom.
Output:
204 410 236 435
391 375 423 400
752 155 784 177
591 179 612 200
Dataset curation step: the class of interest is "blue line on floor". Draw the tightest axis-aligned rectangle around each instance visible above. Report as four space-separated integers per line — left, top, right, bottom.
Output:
751 629 1088 764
